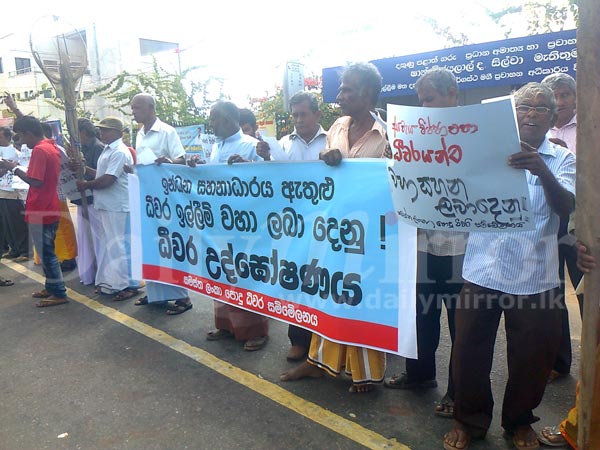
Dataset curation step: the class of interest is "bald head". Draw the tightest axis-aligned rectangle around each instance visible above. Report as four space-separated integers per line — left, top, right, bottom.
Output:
209 101 241 139
131 93 157 129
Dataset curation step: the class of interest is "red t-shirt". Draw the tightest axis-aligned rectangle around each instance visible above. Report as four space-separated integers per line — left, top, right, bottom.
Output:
25 139 61 224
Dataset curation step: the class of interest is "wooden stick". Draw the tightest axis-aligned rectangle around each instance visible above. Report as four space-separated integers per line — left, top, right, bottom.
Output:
576 2 600 449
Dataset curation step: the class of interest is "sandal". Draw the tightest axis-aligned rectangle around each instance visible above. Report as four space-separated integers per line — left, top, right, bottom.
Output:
0 278 14 287
244 335 268 351
435 394 455 418
166 300 192 315
443 426 472 450
134 296 149 306
35 296 69 307
348 383 375 393
112 288 140 302
384 373 437 389
507 425 540 450
537 425 567 447
206 329 233 341
32 289 51 298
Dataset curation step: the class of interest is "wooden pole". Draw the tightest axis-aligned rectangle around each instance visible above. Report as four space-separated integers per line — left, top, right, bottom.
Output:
576 1 600 449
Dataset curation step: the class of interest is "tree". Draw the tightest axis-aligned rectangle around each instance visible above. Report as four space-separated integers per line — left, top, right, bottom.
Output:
487 0 578 37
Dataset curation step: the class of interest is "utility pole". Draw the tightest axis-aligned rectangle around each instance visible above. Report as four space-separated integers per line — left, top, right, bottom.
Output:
576 1 600 449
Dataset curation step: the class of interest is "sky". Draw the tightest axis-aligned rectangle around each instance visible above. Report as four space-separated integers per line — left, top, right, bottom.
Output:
2 0 571 107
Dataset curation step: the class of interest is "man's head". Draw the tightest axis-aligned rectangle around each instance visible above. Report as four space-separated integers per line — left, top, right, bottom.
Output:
12 116 44 149
0 127 12 146
541 73 576 128
209 101 240 139
239 108 258 137
96 116 124 145
336 62 382 116
289 91 321 140
415 68 458 107
514 82 557 149
78 118 99 145
131 93 156 126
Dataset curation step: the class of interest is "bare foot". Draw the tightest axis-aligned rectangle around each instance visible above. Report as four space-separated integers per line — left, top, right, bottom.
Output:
348 383 375 393
280 361 324 381
443 423 471 450
512 425 539 450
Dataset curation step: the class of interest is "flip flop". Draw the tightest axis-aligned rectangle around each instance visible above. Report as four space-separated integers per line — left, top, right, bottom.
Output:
537 426 567 447
206 329 234 341
32 289 51 298
134 296 149 306
0 278 14 287
443 427 471 450
507 426 540 450
165 301 192 315
435 394 455 418
244 335 269 351
35 297 69 307
112 288 140 302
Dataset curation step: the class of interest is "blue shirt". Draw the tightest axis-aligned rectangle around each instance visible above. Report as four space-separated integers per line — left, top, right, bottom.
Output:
209 129 262 164
462 139 576 295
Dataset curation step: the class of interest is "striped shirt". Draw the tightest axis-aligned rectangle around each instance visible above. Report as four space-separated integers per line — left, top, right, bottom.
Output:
462 139 576 295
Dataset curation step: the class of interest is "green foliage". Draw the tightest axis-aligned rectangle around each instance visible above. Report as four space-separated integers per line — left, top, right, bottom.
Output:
90 59 208 127
487 0 578 37
250 86 341 139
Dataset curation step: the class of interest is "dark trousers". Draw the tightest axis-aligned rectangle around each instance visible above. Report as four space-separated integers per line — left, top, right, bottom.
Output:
452 282 562 435
555 217 584 374
405 252 464 397
29 221 66 298
0 198 29 256
288 325 312 349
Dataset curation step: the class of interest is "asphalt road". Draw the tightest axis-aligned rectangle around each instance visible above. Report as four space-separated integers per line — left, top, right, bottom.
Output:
0 255 580 450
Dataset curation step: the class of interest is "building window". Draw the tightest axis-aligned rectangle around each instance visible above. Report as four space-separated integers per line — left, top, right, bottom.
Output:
139 38 179 56
15 57 31 75
43 89 53 99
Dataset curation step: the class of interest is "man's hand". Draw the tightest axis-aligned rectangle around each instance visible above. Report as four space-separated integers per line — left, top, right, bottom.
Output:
227 154 249 164
508 150 549 177
187 155 206 168
576 241 597 273
256 141 271 160
0 158 17 172
68 157 82 173
319 148 343 166
154 156 172 165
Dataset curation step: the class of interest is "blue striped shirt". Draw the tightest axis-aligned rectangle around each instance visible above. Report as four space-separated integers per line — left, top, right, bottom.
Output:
462 139 576 295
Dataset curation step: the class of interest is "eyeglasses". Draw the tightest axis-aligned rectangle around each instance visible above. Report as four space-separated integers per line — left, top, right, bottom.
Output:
516 105 552 115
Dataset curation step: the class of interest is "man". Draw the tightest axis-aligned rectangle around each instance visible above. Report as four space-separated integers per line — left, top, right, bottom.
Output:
541 73 583 382
384 68 466 420
76 117 139 302
71 118 104 285
239 108 260 139
130 93 192 314
0 126 29 262
205 100 268 350
280 62 387 393
256 91 327 361
0 116 68 307
443 83 575 450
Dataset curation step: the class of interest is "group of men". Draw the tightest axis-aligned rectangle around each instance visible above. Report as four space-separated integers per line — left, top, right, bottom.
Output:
0 61 595 449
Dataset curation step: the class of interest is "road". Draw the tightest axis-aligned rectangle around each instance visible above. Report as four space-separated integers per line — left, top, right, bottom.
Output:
0 253 580 450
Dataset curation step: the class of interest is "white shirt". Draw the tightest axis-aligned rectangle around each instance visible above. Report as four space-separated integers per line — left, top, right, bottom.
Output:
0 145 19 198
210 129 262 164
276 126 327 161
93 138 133 212
135 118 185 163
462 139 576 295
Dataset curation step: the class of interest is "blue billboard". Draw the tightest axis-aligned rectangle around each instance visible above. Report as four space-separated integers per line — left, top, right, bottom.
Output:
322 29 576 103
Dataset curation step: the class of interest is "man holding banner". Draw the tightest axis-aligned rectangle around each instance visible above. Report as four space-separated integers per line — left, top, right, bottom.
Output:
444 83 575 450
280 62 389 393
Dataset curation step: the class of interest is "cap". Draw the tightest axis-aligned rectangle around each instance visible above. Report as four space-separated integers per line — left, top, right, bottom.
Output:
96 116 124 132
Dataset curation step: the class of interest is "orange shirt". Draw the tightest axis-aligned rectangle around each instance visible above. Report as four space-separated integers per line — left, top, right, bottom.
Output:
326 115 387 158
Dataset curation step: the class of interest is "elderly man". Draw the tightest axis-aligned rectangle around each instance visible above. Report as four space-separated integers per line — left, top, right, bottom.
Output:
76 117 137 301
385 68 467 421
541 73 582 382
280 63 387 393
443 83 575 450
130 93 192 314
256 91 328 360
204 100 268 351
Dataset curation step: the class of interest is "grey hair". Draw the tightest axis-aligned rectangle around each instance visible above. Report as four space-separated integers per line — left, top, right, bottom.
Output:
541 73 576 95
415 68 458 96
289 91 319 113
514 82 558 125
341 62 382 105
